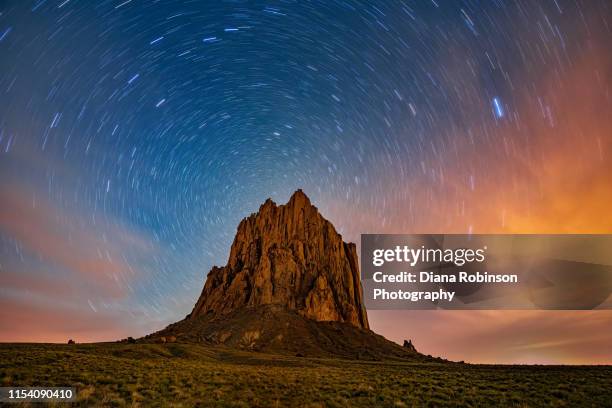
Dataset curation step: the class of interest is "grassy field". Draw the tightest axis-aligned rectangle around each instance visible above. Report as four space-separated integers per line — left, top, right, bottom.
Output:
0 343 610 407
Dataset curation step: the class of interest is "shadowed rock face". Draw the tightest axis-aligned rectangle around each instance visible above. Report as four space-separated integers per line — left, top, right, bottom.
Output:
190 189 369 329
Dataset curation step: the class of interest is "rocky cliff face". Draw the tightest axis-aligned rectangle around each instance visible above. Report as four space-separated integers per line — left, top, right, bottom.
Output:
190 189 369 329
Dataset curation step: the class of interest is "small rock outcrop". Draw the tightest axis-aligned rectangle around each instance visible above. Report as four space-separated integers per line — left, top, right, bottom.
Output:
403 339 416 352
190 189 369 329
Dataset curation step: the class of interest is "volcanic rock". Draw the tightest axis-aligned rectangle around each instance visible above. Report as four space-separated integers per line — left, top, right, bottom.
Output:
403 339 417 352
150 190 427 361
190 189 369 329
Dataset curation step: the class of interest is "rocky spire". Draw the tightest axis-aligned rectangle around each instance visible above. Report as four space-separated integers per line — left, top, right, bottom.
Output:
190 189 369 329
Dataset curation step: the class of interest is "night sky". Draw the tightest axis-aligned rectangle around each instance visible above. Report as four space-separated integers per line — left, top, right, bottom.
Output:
1 1 611 364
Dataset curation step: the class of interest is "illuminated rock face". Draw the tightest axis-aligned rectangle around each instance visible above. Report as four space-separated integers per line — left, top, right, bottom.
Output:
190 189 369 330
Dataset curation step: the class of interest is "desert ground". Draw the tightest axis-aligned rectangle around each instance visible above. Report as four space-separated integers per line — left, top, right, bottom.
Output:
1 343 610 407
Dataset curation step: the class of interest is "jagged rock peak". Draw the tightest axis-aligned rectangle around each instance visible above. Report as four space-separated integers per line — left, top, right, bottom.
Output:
258 189 312 211
190 189 369 329
287 188 311 206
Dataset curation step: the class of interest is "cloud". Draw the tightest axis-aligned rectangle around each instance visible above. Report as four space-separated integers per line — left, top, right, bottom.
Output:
0 184 154 298
369 310 612 364
0 270 74 298
322 15 612 365
0 184 160 342
0 296 158 343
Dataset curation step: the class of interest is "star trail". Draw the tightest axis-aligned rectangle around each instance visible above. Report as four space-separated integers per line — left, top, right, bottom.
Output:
0 1 610 364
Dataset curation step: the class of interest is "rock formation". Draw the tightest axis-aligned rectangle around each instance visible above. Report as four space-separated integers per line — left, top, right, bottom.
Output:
190 189 369 329
403 339 417 352
148 190 429 361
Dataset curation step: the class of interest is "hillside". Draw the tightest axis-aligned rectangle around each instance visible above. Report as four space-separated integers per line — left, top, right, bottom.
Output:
148 304 426 361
